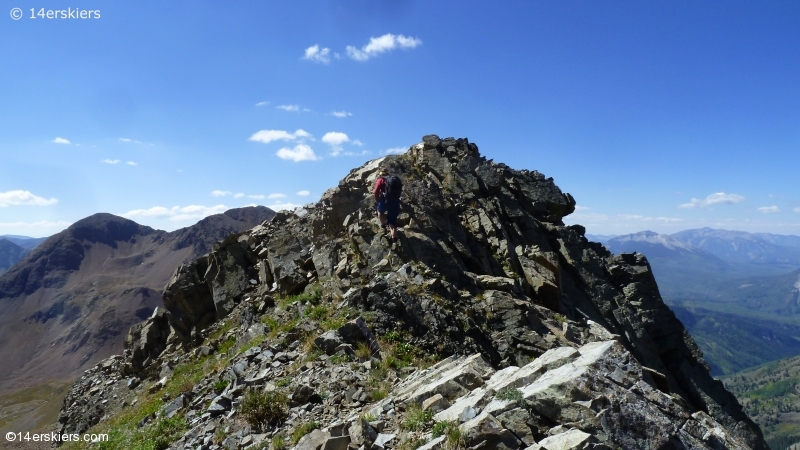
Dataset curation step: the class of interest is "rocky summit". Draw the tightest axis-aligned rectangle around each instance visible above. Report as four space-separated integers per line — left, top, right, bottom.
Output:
56 136 768 450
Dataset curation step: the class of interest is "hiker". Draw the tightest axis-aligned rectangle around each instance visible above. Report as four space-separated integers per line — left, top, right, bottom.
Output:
373 169 402 240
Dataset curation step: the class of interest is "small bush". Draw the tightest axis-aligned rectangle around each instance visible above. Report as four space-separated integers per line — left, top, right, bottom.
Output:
431 421 466 449
213 380 228 394
217 335 237 354
330 354 351 365
403 405 434 431
271 434 286 450
306 304 330 321
240 389 289 431
291 421 320 444
444 422 466 450
276 377 291 387
496 387 523 402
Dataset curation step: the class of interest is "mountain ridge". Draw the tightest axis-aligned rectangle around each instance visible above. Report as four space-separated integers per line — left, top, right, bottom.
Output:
56 135 768 449
0 207 275 414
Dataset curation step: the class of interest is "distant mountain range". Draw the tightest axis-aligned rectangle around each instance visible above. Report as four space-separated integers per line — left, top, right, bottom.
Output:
0 207 275 398
588 228 800 375
0 235 47 275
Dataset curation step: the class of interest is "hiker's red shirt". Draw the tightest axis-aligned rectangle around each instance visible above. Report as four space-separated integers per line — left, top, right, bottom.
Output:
373 177 386 201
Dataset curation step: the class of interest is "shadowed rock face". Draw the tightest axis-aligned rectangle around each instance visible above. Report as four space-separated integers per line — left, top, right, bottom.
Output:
60 136 768 449
0 239 28 275
0 207 275 396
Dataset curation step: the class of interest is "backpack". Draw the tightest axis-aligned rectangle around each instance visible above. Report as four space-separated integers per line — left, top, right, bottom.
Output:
382 176 402 201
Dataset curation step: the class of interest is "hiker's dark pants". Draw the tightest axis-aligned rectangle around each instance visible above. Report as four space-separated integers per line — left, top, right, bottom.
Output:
376 199 400 226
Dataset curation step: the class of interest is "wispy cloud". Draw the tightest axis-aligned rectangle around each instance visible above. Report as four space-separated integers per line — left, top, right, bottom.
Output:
346 33 422 61
302 45 331 64
382 147 406 155
211 190 232 197
794 207 800 213
618 214 683 223
0 220 71 234
322 132 350 156
122 204 228 222
331 111 352 118
276 104 300 112
234 193 244 198
102 159 120 164
679 192 745 209
757 205 780 214
276 144 319 162
249 129 311 144
52 137 71 145
248 194 265 200
268 193 286 199
267 202 301 211
126 161 138 166
255 101 269 107
296 190 310 196
119 138 143 144
0 190 58 207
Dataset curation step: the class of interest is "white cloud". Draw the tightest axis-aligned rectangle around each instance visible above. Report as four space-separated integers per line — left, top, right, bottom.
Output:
794 207 800 213
574 205 591 211
255 101 269 107
382 147 406 155
296 190 310 196
0 220 71 235
322 132 351 156
268 202 301 211
352 139 363 146
248 194 265 200
276 104 301 112
618 214 683 223
331 111 352 118
249 129 311 144
122 204 228 222
268 193 286 199
757 206 780 214
276 144 319 162
52 137 70 144
679 192 745 209
126 161 138 166
102 159 120 164
0 190 58 207
211 190 232 197
346 33 422 61
302 45 331 64
119 138 143 144
234 193 244 198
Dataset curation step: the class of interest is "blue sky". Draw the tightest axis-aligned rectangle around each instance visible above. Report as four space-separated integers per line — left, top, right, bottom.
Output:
1 1 798 237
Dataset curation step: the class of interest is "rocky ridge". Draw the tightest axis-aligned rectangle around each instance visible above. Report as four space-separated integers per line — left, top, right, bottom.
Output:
56 136 768 449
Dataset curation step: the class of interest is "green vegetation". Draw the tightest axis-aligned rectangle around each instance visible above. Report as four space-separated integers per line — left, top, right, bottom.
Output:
291 421 320 444
271 434 287 450
496 387 523 402
403 405 434 431
396 437 427 450
432 420 466 450
671 304 800 375
722 354 800 447
239 389 289 431
217 335 237 355
62 395 185 450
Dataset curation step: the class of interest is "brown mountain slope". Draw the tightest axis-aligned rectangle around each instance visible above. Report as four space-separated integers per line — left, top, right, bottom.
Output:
0 206 275 395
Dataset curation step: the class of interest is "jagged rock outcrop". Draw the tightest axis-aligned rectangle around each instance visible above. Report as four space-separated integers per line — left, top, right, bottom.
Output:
57 136 768 449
